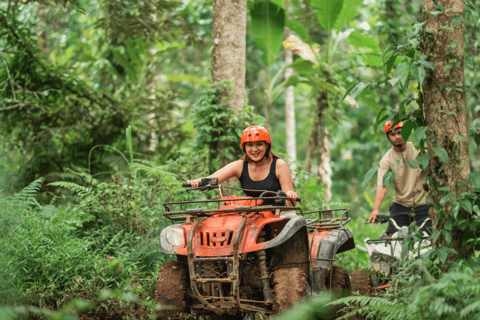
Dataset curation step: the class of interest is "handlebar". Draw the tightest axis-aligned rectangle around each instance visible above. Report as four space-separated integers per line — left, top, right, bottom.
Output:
182 180 301 202
182 178 219 189
370 213 431 232
373 214 390 223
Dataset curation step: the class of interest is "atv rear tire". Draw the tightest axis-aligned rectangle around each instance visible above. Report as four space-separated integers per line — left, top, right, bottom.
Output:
155 260 188 320
326 266 352 318
350 269 372 295
272 267 307 314
327 266 352 297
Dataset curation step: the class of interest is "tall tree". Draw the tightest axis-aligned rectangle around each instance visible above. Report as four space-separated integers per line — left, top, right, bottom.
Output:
422 0 472 260
284 0 297 172
211 0 247 111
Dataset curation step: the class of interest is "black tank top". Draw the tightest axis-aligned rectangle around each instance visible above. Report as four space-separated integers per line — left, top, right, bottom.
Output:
239 157 282 204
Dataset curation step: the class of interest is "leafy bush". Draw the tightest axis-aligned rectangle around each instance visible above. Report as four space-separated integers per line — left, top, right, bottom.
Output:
0 180 128 307
331 257 480 320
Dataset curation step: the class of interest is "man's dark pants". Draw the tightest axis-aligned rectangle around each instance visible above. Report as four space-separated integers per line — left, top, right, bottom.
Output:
387 202 432 234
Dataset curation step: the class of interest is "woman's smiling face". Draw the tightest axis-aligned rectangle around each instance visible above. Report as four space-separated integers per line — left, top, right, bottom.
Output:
244 141 267 162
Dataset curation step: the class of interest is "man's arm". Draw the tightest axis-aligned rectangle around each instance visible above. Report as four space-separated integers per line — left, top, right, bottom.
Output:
368 184 388 223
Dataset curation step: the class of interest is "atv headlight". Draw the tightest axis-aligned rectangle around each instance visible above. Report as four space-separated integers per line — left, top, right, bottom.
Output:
165 226 186 248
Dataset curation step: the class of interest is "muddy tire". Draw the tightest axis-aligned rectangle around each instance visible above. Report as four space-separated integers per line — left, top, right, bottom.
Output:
325 266 352 319
155 260 188 320
350 269 372 295
326 266 352 297
272 267 307 314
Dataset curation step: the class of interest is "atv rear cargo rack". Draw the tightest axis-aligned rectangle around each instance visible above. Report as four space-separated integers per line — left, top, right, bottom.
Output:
304 208 351 229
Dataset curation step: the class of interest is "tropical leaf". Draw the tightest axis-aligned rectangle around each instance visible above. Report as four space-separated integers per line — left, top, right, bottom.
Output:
333 0 363 30
312 0 343 32
286 20 312 44
347 31 380 51
411 63 427 84
401 120 414 141
382 169 396 187
395 61 410 88
433 147 449 164
250 0 286 66
414 126 427 142
362 164 379 187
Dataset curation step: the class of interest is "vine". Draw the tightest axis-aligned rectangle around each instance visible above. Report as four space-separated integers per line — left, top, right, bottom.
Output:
189 81 263 172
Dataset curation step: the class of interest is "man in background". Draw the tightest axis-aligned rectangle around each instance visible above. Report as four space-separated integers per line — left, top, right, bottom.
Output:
367 121 431 236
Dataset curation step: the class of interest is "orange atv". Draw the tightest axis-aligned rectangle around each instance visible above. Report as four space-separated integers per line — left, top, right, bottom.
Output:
155 178 355 319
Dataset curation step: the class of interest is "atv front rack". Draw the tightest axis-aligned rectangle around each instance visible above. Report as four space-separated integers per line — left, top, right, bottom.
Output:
163 197 302 222
304 208 351 229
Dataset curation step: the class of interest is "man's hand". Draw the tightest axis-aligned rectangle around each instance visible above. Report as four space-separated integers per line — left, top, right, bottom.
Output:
368 209 380 223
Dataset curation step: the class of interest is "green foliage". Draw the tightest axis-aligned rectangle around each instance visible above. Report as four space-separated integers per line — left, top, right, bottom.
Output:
250 0 286 66
333 259 480 320
0 182 127 306
94 0 183 41
382 169 396 188
272 294 335 320
0 299 91 320
0 2 191 191
311 0 363 33
189 82 263 171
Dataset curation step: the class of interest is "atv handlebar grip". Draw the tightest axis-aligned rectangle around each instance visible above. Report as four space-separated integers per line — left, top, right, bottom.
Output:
182 182 191 187
374 214 390 223
296 197 302 202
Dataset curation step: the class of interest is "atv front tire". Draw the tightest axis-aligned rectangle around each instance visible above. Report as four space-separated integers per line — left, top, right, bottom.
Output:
155 260 188 320
272 267 307 314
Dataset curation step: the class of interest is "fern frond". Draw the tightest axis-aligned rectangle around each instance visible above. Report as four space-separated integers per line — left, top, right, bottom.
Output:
130 162 175 179
48 181 92 199
62 167 98 186
13 178 44 207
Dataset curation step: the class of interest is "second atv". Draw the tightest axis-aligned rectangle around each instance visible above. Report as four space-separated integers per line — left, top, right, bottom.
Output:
351 213 432 294
155 178 355 318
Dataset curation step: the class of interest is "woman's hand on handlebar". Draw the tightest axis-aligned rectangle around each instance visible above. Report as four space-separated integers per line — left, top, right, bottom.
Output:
187 178 203 188
286 190 297 201
368 209 380 223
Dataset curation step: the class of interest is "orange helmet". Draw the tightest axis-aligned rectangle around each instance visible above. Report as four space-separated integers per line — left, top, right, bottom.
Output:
384 121 404 134
240 126 271 149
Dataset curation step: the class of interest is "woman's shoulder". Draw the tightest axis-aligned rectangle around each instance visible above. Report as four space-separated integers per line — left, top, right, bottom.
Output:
230 159 244 169
275 158 287 166
274 158 290 173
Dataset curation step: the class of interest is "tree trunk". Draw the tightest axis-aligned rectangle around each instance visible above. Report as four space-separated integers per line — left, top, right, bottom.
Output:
305 90 332 199
211 0 247 111
305 91 328 174
317 127 332 200
422 0 472 260
284 0 296 174
211 0 247 169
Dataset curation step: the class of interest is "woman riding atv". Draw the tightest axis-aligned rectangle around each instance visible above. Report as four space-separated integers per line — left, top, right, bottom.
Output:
188 125 298 208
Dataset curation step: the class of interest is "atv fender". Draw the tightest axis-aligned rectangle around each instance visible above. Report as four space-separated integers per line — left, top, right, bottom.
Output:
313 228 354 268
311 228 355 291
263 216 307 250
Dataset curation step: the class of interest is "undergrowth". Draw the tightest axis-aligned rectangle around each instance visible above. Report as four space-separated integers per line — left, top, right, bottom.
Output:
0 155 200 318
330 257 480 320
